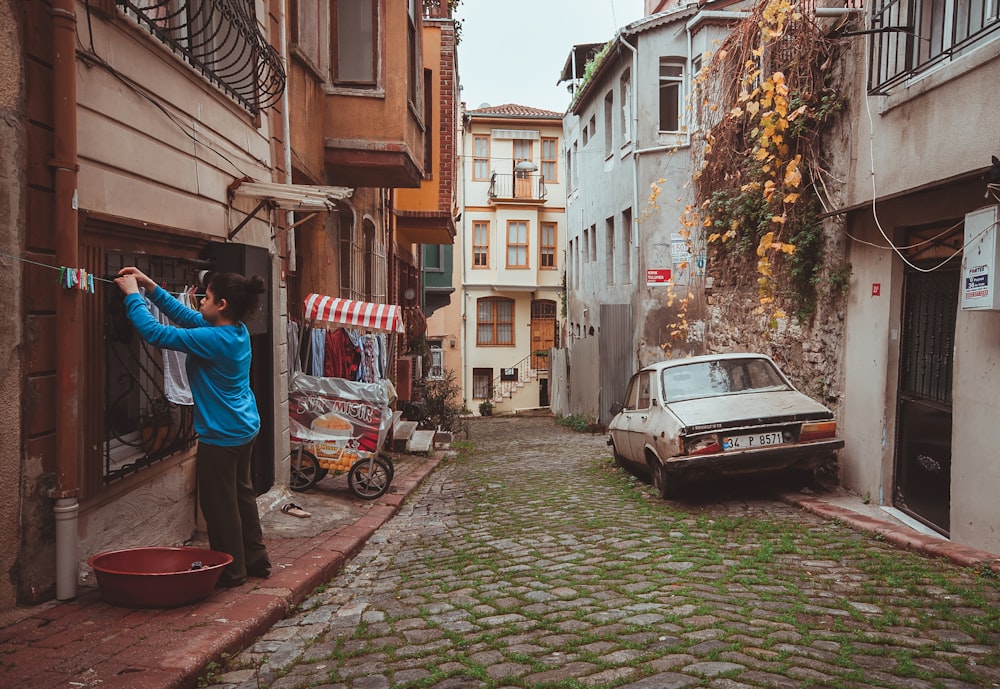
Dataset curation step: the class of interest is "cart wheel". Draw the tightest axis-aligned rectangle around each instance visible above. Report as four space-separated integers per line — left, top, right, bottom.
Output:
315 467 329 481
348 456 392 500
290 449 320 492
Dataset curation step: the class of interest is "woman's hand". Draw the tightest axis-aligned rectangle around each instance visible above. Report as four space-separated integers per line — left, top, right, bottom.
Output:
114 274 140 295
116 267 156 292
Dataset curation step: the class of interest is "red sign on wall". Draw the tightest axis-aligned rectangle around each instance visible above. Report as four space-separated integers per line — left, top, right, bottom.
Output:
646 268 672 286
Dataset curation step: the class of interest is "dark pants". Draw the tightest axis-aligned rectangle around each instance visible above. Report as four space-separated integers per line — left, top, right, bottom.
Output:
197 440 270 585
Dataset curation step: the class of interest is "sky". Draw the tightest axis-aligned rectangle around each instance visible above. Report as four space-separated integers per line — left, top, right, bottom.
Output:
454 0 647 114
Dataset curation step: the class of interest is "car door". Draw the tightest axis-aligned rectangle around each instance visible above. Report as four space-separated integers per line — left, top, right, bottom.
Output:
624 371 654 462
610 375 640 464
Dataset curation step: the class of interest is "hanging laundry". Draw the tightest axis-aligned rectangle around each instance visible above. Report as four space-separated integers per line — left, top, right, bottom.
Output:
324 328 361 380
286 319 301 375
145 292 193 406
310 327 326 377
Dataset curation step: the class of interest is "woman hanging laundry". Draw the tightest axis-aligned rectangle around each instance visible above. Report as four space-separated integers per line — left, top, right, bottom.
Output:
114 266 270 588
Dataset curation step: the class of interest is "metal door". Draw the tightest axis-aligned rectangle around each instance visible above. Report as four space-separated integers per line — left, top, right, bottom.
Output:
894 268 957 535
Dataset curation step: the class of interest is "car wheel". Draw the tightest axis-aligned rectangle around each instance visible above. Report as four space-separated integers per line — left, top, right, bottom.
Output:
650 460 678 499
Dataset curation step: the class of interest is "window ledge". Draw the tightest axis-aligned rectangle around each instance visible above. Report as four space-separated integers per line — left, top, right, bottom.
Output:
326 85 386 98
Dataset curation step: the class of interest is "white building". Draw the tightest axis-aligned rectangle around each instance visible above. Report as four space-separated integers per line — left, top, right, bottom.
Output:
452 104 567 413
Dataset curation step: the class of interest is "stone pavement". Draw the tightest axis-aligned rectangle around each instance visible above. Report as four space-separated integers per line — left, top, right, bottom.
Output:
202 416 1000 689
2 415 1000 689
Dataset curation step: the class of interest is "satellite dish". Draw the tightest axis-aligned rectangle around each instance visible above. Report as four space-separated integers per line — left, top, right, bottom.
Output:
477 102 491 109
403 287 417 301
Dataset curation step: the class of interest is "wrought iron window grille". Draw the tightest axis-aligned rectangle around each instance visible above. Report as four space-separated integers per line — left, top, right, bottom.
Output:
117 0 285 115
867 0 1000 94
103 253 199 484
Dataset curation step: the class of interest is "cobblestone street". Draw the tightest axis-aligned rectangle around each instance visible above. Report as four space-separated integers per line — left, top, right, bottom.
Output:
206 416 1000 689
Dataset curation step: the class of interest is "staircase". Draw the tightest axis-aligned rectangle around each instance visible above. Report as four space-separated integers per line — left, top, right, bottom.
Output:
489 353 547 411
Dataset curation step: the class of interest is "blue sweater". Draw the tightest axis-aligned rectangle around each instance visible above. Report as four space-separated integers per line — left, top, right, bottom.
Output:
124 287 260 447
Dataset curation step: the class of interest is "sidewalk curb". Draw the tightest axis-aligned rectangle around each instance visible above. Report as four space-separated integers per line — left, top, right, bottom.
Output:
782 493 1000 574
0 451 446 689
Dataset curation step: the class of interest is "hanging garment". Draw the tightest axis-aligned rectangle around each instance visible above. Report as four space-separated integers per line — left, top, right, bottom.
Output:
146 292 194 406
345 330 365 381
324 328 361 380
310 327 326 377
286 320 301 375
359 335 379 383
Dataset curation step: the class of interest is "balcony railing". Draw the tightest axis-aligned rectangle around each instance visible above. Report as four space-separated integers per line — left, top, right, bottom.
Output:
489 173 547 201
118 0 286 115
868 0 1000 93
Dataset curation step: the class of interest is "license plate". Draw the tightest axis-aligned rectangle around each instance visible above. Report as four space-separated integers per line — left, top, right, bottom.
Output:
722 432 784 450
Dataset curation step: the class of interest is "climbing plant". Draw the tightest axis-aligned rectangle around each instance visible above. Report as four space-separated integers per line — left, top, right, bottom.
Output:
689 0 844 322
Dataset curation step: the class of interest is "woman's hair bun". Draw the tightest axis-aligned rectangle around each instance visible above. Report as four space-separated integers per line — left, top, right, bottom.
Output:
248 275 266 295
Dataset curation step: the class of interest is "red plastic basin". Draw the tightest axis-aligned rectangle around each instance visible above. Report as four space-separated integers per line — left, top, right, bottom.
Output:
87 546 233 608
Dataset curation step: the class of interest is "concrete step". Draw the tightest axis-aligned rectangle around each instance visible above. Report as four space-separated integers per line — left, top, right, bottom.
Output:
406 430 435 455
391 420 418 453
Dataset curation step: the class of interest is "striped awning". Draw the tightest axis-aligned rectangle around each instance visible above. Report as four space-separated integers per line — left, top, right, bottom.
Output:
303 294 404 334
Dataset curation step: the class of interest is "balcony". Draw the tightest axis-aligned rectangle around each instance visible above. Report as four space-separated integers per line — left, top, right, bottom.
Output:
489 169 547 204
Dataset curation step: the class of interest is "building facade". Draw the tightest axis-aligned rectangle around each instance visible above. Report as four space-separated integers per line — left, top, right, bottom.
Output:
834 0 1000 549
15 0 287 607
443 104 566 413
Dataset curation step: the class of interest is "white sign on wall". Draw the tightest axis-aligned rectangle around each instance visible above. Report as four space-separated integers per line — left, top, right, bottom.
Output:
961 205 1000 311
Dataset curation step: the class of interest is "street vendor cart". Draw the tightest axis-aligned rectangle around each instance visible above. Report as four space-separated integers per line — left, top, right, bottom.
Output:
288 294 403 499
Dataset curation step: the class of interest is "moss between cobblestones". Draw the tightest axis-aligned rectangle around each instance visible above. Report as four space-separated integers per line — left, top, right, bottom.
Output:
206 419 1000 689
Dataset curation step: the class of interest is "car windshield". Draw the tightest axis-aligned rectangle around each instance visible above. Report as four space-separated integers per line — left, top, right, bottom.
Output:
660 358 791 402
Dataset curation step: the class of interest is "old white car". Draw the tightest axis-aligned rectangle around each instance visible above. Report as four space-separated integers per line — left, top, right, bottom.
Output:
607 353 843 498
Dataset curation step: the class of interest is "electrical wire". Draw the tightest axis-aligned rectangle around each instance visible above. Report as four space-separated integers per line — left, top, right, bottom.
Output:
859 31 997 273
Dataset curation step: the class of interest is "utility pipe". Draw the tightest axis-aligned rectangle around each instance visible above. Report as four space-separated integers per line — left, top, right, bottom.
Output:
51 0 81 601
278 0 295 271
618 35 640 250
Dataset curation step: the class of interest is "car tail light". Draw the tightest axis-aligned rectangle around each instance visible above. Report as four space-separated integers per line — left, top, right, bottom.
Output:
800 420 837 441
685 437 721 455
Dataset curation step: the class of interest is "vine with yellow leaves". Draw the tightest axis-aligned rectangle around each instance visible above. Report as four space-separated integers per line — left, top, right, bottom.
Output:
691 0 844 323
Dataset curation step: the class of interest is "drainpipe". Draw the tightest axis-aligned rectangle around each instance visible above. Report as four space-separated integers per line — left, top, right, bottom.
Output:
50 0 81 601
619 34 640 251
279 0 295 271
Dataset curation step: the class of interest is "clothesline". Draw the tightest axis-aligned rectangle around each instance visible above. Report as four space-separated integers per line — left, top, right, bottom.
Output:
0 250 202 299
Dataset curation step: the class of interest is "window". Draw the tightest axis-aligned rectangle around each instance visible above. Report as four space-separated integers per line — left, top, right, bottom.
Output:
540 222 557 269
362 219 376 301
423 244 444 272
620 69 632 143
407 0 419 104
606 216 615 285
473 368 493 399
590 224 597 261
690 56 703 132
477 297 514 345
513 139 533 165
292 0 327 71
604 90 614 156
582 227 590 263
541 137 558 182
473 136 490 180
338 206 358 299
427 340 444 379
333 0 378 87
869 0 1000 92
507 220 529 268
659 58 684 132
472 221 489 267
622 208 632 284
567 238 575 289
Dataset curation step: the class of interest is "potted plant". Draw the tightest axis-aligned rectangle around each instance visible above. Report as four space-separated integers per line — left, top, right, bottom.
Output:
478 400 493 417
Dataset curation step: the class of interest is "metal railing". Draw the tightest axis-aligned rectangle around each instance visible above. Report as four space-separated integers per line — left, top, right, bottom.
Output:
491 352 544 403
118 0 286 114
488 173 547 201
868 0 1000 93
